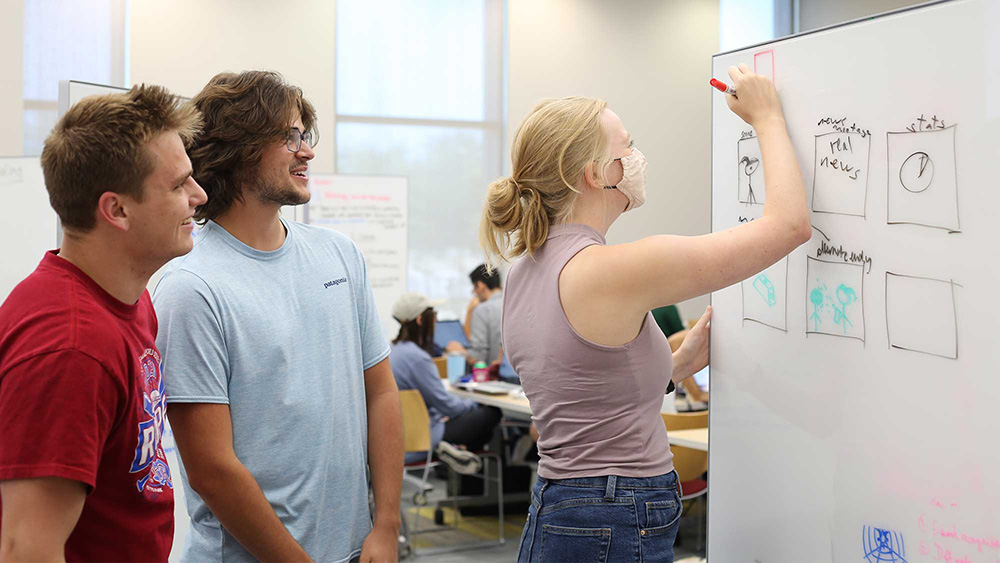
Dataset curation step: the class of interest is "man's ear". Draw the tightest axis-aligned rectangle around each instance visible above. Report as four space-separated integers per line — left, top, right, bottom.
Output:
96 191 131 232
415 315 423 327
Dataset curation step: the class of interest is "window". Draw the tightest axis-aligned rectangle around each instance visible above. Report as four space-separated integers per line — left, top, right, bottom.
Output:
335 0 504 318
22 0 127 155
719 0 793 52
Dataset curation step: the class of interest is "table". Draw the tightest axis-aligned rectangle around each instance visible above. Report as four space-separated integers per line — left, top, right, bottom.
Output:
446 383 532 417
446 383 709 451
664 427 708 451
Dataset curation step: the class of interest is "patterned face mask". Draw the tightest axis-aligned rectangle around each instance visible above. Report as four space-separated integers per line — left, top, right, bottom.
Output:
603 146 648 212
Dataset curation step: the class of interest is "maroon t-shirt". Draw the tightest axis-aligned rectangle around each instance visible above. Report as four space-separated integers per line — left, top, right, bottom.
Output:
0 251 173 562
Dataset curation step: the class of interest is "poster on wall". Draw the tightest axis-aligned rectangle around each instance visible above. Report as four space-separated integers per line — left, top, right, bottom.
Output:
307 174 408 340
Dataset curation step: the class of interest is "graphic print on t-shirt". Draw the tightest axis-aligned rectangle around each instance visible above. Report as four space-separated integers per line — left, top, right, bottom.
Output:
130 348 173 498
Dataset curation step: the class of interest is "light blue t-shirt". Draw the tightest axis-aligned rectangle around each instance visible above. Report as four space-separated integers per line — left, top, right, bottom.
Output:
153 219 390 563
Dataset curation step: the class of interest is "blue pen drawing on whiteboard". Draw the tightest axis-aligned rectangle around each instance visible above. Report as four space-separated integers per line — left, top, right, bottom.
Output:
752 274 776 307
862 525 907 563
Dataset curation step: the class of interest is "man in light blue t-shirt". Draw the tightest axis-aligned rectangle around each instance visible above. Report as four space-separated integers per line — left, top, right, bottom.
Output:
153 71 403 563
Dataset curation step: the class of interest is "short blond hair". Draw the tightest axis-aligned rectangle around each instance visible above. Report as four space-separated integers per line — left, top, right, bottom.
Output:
479 96 613 267
41 84 201 232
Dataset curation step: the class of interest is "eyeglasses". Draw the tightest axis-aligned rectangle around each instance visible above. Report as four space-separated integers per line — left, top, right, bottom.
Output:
286 128 318 153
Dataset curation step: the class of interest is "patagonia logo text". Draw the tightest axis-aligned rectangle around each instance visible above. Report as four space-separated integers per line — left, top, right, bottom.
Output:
324 277 348 289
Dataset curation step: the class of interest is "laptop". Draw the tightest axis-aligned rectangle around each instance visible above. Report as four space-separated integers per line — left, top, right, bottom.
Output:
498 353 519 384
455 380 521 395
433 319 470 350
692 366 709 391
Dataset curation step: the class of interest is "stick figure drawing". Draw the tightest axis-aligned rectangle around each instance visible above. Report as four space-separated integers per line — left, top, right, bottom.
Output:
740 155 761 204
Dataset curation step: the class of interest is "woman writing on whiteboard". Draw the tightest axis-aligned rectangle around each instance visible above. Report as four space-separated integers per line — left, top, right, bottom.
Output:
481 64 809 562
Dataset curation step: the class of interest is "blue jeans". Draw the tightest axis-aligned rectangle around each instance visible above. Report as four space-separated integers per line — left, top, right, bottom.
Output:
516 471 682 563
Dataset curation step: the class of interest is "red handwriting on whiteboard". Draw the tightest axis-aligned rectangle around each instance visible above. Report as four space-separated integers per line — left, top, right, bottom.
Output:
321 192 393 202
932 521 1000 552
926 541 973 563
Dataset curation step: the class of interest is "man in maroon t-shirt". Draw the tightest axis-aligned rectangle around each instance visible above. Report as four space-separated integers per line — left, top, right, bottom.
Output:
0 85 206 562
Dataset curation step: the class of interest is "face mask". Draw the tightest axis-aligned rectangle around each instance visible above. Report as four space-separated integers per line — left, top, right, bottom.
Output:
603 147 647 212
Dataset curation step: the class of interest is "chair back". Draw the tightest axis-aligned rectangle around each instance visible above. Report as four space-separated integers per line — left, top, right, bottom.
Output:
663 411 707 431
662 411 709 482
399 389 432 454
433 356 448 379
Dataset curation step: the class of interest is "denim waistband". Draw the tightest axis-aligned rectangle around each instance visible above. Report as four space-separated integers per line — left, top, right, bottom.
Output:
538 471 677 491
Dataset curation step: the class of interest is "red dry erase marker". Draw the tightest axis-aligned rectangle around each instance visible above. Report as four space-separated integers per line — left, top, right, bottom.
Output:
710 78 737 96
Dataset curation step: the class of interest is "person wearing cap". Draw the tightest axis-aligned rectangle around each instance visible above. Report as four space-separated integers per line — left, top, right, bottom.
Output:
390 293 502 474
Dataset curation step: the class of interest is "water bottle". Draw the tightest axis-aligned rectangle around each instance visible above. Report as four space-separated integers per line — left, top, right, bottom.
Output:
446 352 465 383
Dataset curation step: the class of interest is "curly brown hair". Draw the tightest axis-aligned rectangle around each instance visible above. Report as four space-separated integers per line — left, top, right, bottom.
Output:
40 84 201 232
188 71 318 222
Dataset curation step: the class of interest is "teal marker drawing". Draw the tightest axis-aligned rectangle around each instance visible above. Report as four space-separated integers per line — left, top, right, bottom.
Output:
753 274 777 307
833 283 858 334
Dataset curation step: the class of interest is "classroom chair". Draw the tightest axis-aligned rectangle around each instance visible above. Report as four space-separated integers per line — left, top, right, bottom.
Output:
432 356 448 379
397 390 505 557
663 411 709 552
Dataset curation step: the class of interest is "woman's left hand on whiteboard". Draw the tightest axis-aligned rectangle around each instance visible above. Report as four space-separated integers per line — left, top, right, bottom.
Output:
674 306 711 383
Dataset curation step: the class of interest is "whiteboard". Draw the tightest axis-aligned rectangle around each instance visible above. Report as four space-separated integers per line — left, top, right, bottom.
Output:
1 157 56 301
307 174 408 340
59 79 128 114
709 1 1000 562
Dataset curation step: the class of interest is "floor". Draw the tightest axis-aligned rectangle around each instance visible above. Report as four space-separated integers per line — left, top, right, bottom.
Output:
400 473 707 562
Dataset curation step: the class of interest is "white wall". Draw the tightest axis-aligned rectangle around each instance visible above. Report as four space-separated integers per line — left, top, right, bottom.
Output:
798 0 923 32
0 0 24 155
129 0 337 175
507 0 719 322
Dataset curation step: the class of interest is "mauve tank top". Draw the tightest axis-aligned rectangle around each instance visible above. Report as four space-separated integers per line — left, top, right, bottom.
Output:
503 223 674 479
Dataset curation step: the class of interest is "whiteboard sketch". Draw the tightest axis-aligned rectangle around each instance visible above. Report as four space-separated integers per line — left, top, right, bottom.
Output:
886 125 960 232
885 271 959 359
0 162 25 186
737 135 764 205
742 256 787 331
806 256 865 342
862 525 908 563
754 49 774 84
812 131 870 217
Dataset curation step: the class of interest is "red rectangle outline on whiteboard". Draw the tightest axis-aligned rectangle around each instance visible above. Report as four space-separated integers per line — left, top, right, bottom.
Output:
754 49 775 83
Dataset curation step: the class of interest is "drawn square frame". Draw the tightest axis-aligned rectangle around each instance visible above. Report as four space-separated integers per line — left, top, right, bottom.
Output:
737 135 764 205
805 256 866 343
885 272 959 359
885 125 960 232
811 131 871 218
754 49 775 84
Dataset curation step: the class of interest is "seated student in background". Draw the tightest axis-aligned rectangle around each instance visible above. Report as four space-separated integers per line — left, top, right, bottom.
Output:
390 292 502 474
0 85 205 561
667 330 709 411
464 264 504 366
654 306 709 411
